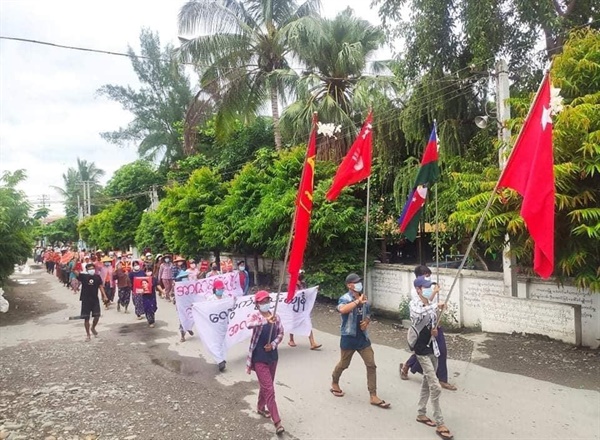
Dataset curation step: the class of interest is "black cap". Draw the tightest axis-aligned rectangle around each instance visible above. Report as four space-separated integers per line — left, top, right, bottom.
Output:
345 273 362 284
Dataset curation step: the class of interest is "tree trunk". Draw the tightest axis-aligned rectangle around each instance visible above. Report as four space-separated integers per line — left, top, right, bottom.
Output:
253 252 260 287
270 84 282 150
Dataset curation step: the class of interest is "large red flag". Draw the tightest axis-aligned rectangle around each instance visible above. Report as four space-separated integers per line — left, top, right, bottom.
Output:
498 73 555 278
287 116 317 301
326 112 373 201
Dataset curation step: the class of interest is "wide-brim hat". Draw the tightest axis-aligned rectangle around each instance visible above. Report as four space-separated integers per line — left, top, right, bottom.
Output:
101 256 113 263
173 255 185 263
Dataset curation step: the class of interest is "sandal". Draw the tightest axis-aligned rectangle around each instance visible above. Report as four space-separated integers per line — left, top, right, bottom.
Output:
370 400 391 409
288 341 297 347
400 363 409 380
257 409 271 418
275 424 285 435
436 426 454 439
440 382 457 391
329 388 345 397
416 416 436 427
310 344 322 350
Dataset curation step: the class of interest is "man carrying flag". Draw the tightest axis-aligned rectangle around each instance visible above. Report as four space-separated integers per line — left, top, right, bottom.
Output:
398 127 440 241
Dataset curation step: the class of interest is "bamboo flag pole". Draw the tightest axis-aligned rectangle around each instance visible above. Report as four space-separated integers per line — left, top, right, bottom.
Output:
434 120 440 284
363 176 371 290
437 70 550 323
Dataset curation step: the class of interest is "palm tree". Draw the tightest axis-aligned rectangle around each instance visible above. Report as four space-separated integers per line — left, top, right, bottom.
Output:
280 8 396 160
177 0 321 150
52 159 105 218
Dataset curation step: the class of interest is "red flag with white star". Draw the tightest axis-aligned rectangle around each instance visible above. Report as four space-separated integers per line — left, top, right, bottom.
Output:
498 73 555 278
326 112 373 201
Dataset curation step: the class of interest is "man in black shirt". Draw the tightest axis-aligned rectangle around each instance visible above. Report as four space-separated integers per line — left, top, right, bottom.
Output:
75 263 108 341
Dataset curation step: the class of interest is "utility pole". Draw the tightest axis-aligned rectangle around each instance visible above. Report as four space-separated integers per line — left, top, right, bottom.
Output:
496 59 518 297
39 194 48 209
148 185 159 212
86 181 91 217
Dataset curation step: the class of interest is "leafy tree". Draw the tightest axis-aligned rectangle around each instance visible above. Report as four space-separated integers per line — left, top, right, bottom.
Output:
103 160 165 211
281 8 393 160
177 0 321 149
158 167 225 255
44 216 78 245
450 29 600 290
98 28 194 169
135 210 167 253
0 170 35 285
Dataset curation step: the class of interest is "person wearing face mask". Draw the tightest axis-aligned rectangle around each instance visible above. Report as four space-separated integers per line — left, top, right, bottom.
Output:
129 261 147 320
400 265 457 392
187 259 199 280
99 256 115 308
208 279 226 301
74 263 108 341
207 262 221 278
173 256 189 283
403 272 454 439
113 258 132 313
141 266 158 328
157 253 175 302
237 261 250 295
246 290 285 435
330 273 391 409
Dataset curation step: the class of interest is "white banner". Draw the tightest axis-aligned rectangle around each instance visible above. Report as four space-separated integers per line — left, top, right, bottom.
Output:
175 271 243 332
191 287 318 363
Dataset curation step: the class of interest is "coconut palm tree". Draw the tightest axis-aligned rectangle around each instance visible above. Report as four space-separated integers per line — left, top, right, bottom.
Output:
177 0 321 150
52 159 105 218
280 8 397 160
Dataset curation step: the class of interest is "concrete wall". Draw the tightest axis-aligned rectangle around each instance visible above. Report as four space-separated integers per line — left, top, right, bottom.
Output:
481 295 582 345
368 263 598 348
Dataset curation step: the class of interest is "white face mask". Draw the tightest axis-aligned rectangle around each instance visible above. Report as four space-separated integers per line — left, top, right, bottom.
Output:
239 265 245 271
258 304 271 313
353 282 363 293
133 266 140 271
422 287 433 299
87 269 95 275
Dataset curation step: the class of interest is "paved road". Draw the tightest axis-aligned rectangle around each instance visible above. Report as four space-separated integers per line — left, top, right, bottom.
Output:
1 264 598 439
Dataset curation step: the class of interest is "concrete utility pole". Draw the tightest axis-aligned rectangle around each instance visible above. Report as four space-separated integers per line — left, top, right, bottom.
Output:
148 185 159 212
496 59 518 297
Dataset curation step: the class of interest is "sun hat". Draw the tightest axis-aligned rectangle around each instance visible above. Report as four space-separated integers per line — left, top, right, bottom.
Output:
345 273 362 284
173 255 186 263
254 290 270 303
101 256 113 263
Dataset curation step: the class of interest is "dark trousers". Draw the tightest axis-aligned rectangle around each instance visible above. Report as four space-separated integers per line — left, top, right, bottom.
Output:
406 327 448 382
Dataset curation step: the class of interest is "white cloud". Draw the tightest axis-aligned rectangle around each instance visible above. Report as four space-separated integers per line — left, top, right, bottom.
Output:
0 0 387 215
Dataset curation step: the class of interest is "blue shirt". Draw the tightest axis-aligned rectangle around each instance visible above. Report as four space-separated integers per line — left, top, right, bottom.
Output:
252 323 279 364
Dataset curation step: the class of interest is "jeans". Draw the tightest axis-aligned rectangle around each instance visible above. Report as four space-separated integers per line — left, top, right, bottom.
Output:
254 361 280 425
332 345 377 395
406 327 448 382
416 353 444 426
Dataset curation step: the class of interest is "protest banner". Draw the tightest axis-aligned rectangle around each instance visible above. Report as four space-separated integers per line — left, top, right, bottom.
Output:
191 287 318 363
132 277 153 295
175 271 243 332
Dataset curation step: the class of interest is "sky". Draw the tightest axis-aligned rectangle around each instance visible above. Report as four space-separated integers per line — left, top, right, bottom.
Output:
0 0 389 216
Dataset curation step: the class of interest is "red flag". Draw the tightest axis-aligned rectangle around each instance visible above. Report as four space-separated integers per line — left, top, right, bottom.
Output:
326 112 373 201
498 73 555 278
287 116 317 301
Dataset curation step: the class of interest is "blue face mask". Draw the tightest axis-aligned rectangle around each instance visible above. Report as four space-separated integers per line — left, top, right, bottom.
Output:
422 287 433 299
215 289 224 297
353 282 363 293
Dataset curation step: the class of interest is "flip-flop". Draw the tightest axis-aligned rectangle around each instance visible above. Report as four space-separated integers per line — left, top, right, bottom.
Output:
416 416 436 427
257 409 271 418
436 428 454 439
440 382 458 391
310 344 322 350
330 388 345 397
400 363 409 380
288 341 297 347
371 400 391 409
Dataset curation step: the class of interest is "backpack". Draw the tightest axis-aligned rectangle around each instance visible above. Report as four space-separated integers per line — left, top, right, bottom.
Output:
407 316 431 352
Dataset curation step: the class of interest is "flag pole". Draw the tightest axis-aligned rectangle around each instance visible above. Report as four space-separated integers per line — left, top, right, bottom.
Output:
434 120 440 284
271 113 318 320
438 71 550 322
363 176 371 290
